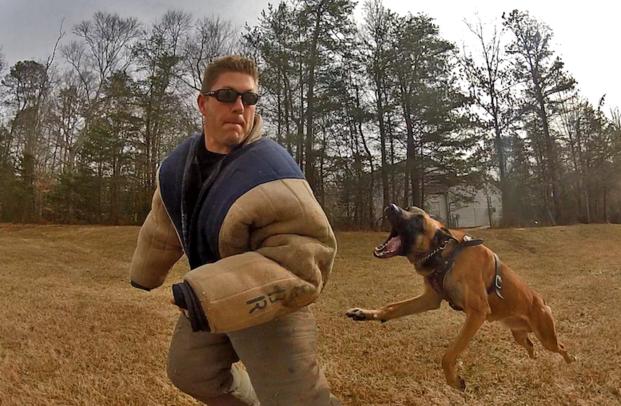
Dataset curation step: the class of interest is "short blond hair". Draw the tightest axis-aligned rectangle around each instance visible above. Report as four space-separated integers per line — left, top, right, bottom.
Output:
201 55 259 94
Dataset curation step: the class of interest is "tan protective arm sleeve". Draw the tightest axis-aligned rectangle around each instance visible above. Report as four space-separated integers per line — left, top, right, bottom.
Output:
184 179 336 333
130 181 184 290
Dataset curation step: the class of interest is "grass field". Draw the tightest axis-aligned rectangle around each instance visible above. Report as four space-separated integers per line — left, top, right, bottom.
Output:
1 223 620 405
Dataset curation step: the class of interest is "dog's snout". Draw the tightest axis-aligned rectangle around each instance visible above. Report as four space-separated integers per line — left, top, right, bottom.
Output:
385 203 400 217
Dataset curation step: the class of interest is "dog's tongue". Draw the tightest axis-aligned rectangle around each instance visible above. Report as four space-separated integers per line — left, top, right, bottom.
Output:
374 235 402 258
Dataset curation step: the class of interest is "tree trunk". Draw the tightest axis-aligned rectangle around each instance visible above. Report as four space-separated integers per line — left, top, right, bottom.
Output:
373 72 389 221
354 84 375 228
303 0 326 193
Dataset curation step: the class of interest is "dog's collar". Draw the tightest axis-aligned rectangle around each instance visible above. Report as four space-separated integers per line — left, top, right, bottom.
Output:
414 229 458 268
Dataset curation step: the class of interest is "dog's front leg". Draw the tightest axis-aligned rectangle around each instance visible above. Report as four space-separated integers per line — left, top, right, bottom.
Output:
346 285 442 322
442 309 487 391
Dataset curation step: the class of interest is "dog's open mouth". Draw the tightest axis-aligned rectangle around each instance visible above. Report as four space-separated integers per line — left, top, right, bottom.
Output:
374 230 402 258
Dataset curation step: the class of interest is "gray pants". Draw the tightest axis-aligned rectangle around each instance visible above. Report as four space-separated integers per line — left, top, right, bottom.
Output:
167 306 339 405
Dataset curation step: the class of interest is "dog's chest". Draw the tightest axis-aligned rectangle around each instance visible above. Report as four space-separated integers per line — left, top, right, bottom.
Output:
422 264 464 312
426 271 445 296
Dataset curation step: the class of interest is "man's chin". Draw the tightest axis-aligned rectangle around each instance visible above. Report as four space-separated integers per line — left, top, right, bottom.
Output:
222 133 246 149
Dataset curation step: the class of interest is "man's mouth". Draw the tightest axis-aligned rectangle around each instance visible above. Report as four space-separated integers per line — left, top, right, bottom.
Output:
224 117 245 125
374 230 402 258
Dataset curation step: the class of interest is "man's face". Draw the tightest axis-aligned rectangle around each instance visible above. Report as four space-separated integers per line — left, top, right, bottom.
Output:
198 71 257 154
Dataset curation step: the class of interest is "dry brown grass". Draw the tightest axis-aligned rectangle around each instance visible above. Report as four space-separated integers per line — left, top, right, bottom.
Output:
1 224 620 405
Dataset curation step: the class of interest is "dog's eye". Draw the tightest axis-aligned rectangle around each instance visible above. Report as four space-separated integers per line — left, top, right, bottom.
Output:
415 215 425 227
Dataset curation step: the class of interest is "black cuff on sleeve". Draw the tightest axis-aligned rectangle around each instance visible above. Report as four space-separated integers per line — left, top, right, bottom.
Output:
131 280 151 291
172 283 187 309
172 282 210 332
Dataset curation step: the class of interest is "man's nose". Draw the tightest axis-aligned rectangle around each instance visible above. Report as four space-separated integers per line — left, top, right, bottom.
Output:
231 95 244 113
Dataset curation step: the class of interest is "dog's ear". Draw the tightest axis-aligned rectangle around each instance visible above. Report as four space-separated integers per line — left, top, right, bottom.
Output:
407 206 426 216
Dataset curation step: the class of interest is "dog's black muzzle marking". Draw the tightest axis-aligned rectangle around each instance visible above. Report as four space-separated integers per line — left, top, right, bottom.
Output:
385 203 401 223
375 204 424 259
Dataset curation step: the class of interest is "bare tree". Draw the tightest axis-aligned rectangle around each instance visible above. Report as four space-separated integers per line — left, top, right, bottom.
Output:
462 17 517 224
1 25 63 221
181 16 238 92
361 0 395 222
504 9 576 224
62 12 140 136
72 12 140 91
134 10 194 216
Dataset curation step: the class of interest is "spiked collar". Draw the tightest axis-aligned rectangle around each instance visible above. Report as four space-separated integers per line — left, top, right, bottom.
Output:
414 228 459 268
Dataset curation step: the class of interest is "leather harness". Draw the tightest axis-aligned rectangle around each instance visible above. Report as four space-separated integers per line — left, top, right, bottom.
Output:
423 230 504 311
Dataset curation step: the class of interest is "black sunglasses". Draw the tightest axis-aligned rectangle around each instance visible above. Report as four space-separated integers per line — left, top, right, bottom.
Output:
205 88 260 106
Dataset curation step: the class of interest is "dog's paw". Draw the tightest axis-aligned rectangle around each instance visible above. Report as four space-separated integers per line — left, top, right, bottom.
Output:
457 377 466 392
346 308 370 321
448 377 466 392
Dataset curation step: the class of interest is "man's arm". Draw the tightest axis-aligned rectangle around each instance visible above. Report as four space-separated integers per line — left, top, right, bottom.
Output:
130 180 184 291
181 178 337 333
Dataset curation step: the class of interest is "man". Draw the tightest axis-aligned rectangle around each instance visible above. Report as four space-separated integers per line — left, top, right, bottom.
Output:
129 56 339 405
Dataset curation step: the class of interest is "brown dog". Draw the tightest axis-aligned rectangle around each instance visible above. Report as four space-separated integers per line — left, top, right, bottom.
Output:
346 204 572 390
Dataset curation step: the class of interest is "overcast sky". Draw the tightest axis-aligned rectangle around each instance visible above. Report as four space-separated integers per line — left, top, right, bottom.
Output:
0 0 619 110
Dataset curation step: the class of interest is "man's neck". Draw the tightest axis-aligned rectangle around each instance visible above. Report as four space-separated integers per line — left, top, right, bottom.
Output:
203 135 231 155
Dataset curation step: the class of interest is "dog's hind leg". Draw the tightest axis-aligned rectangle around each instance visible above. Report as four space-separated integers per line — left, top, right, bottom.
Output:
531 301 573 363
511 329 535 359
442 309 487 391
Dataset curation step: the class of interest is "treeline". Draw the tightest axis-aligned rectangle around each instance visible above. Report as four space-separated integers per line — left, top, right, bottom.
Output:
0 1 619 228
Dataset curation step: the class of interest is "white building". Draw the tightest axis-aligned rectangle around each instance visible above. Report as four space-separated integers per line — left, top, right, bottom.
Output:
425 184 502 228
372 180 503 228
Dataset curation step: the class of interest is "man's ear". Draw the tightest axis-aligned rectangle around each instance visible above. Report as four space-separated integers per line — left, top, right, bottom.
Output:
197 94 207 115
